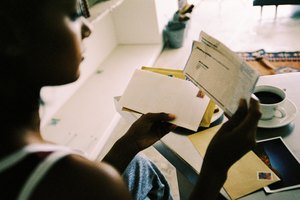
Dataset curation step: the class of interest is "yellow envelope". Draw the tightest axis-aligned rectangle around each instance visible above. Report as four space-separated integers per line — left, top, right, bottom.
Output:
188 124 280 199
199 101 216 127
141 66 215 127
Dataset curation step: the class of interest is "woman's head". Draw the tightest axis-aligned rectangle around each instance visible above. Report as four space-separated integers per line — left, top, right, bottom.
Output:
0 0 92 87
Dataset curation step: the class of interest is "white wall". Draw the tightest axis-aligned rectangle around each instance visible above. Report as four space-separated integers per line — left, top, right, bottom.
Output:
112 0 178 44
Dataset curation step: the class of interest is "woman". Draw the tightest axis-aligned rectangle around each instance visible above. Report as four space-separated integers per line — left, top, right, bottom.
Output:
0 0 261 199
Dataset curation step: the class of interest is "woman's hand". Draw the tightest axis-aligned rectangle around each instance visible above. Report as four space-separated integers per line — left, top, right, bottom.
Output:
204 98 262 172
104 112 176 172
123 112 176 152
190 98 261 200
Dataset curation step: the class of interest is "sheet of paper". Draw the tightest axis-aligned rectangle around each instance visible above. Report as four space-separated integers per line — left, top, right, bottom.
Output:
184 31 259 116
188 124 280 199
119 69 210 131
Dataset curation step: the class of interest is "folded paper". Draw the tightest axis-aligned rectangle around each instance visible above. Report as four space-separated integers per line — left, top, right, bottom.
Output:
184 31 259 117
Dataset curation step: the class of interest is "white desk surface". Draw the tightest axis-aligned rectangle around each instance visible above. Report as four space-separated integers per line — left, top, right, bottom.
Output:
161 72 300 199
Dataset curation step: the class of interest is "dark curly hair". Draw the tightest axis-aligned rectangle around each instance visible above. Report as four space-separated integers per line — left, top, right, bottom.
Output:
0 0 46 127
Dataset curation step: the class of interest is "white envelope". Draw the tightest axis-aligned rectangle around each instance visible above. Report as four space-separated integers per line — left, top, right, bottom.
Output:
119 69 210 131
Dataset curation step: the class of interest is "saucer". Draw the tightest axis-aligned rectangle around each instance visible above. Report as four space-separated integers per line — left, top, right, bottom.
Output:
258 99 297 128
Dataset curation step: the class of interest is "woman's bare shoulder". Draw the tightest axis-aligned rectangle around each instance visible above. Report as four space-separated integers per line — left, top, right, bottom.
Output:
31 154 132 200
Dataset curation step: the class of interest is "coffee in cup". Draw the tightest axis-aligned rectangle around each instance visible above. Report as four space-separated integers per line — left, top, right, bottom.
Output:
253 85 286 120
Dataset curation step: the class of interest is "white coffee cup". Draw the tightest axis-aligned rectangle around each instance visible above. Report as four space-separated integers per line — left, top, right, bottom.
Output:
253 85 286 120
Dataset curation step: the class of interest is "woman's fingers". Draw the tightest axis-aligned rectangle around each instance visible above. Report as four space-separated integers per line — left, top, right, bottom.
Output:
221 99 248 131
142 112 176 122
238 98 261 136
